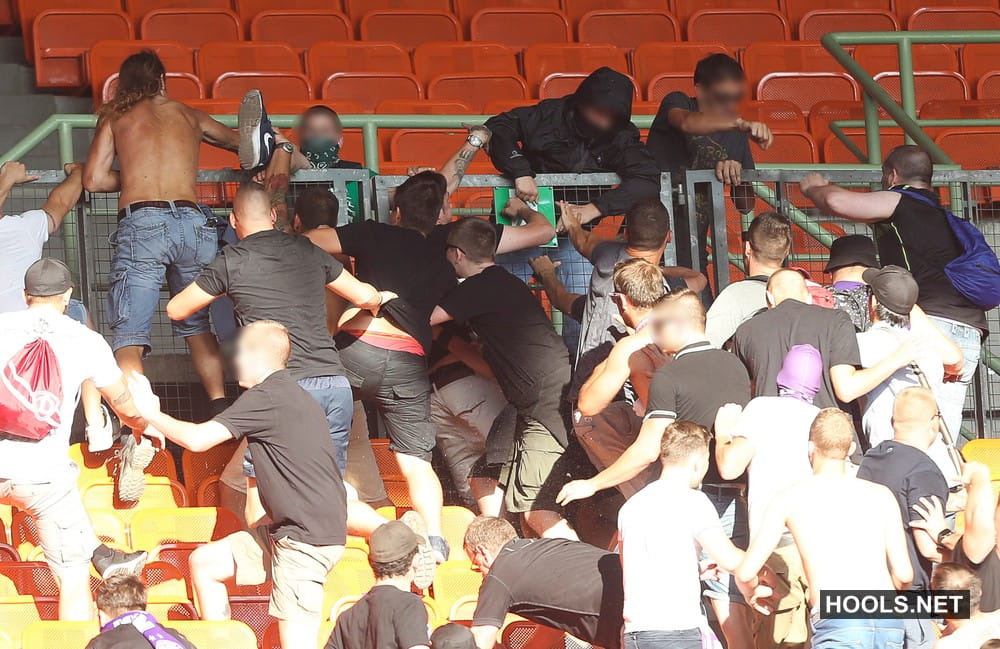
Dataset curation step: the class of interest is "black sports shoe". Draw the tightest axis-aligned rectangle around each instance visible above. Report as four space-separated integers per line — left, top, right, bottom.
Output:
238 89 276 170
118 432 155 502
92 546 147 579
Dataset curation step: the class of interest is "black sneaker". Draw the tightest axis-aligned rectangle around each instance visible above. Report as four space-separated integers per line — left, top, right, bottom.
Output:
118 433 155 502
93 548 147 579
238 89 276 170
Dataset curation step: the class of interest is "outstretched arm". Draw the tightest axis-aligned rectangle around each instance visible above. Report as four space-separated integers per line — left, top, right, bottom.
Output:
258 132 293 232
126 371 234 452
799 174 899 223
96 375 149 433
496 197 557 254
195 109 240 152
83 119 121 193
438 124 490 195
0 161 39 216
41 163 85 234
167 283 219 321
528 255 582 318
559 201 605 260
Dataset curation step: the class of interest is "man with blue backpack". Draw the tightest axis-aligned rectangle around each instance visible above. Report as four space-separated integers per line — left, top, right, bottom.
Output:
799 145 998 442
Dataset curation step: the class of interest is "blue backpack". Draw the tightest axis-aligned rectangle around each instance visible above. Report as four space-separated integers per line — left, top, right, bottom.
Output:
891 188 1000 311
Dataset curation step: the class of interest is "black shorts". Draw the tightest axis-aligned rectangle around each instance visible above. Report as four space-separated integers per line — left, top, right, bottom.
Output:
335 333 436 462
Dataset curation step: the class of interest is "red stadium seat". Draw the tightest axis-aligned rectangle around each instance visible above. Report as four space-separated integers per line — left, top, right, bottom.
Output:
376 99 473 113
754 130 818 164
483 98 538 113
306 41 411 91
873 71 970 107
250 11 351 52
823 126 905 163
562 0 668 23
921 99 1000 120
784 0 890 27
390 129 495 172
89 40 194 103
687 10 789 48
578 10 681 50
674 0 780 24
427 73 528 111
213 72 312 100
632 42 733 92
188 98 242 114
647 73 694 103
540 72 639 101
455 0 561 28
125 0 231 21
235 0 344 29
17 0 121 63
470 9 571 51
907 6 1000 30
893 0 997 21
798 9 899 40
104 72 205 103
935 128 1000 169
0 0 13 32
343 0 452 28
321 72 422 111
743 100 808 130
743 42 845 89
413 42 518 83
522 43 627 93
33 9 133 89
632 100 660 115
360 10 461 51
197 41 300 88
853 44 959 74
809 100 867 143
141 9 242 50
977 71 1000 100
757 72 860 114
268 99 365 116
960 44 1000 89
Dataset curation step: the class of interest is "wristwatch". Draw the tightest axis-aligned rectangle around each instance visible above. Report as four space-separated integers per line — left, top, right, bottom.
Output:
279 142 295 154
467 132 486 149
937 528 955 547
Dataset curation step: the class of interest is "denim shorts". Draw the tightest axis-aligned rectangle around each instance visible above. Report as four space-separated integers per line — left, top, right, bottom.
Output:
65 298 88 326
107 202 219 353
810 613 904 649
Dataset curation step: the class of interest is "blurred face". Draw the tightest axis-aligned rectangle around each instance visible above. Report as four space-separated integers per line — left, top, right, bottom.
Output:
650 303 686 353
579 104 617 132
234 333 270 389
299 113 342 144
696 78 746 118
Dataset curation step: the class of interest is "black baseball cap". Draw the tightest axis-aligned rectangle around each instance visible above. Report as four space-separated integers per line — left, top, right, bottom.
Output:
369 521 420 563
825 235 878 273
863 265 919 316
431 623 477 649
24 258 73 297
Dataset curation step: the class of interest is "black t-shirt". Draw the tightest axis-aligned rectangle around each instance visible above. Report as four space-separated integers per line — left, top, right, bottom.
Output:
439 265 570 403
196 229 345 380
731 299 862 409
85 624 196 649
336 221 460 355
645 341 751 484
857 440 949 591
645 92 755 175
325 585 429 649
473 538 623 649
214 370 347 546
875 187 987 331
953 540 1000 613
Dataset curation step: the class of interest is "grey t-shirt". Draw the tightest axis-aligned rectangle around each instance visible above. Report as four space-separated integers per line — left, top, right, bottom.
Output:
705 276 769 348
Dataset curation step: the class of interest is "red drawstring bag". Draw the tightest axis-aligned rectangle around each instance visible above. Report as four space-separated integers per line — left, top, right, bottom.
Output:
0 337 63 440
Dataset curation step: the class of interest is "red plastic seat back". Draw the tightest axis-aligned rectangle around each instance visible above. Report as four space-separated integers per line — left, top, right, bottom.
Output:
17 0 121 62
360 10 461 51
823 127 904 163
894 0 996 21
376 99 474 113
578 11 681 50
427 73 528 111
470 9 570 51
197 41 301 87
757 72 861 115
413 42 518 83
674 0 779 23
687 9 790 49
250 11 351 51
961 44 1000 89
455 0 561 28
141 9 242 50
89 40 194 102
522 43 627 92
784 0 890 27
213 72 313 100
632 42 733 91
125 0 231 21
977 71 1000 100
935 128 1000 169
873 71 970 107
743 100 808 131
321 72 422 112
907 6 1000 30
539 72 639 102
809 100 868 143
307 41 411 90
853 43 959 74
344 0 453 28
921 99 1000 120
743 42 845 89
34 10 133 89
563 0 668 23
236 0 342 29
798 9 898 40
754 130 818 164
104 72 205 104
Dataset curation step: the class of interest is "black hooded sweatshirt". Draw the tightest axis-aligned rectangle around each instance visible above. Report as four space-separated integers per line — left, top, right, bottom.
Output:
484 67 660 217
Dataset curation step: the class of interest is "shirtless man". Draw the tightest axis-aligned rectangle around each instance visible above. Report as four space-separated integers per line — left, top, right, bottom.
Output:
735 408 914 649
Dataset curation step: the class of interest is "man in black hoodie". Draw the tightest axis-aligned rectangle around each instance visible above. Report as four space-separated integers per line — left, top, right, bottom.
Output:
485 67 661 352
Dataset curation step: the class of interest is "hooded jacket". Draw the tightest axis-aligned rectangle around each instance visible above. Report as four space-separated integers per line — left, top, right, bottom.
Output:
484 67 660 217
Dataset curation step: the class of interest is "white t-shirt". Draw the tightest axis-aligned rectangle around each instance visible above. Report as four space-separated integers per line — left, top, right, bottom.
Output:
0 308 121 480
0 210 49 313
618 480 721 633
730 396 817 537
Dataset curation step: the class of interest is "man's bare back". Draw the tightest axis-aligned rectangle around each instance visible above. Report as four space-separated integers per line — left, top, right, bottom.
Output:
782 474 910 606
85 96 239 206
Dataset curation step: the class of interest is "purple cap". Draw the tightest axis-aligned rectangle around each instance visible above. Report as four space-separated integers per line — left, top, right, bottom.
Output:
776 344 822 403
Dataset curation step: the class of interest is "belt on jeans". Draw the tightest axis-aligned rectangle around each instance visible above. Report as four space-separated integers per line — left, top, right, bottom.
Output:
702 483 746 497
117 200 201 222
430 361 475 390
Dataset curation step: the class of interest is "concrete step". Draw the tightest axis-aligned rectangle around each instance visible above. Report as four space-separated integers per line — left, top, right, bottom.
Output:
0 63 35 95
0 37 26 65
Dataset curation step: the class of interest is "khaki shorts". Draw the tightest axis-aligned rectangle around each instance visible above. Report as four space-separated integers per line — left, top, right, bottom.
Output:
499 417 569 514
224 527 343 621
752 543 810 649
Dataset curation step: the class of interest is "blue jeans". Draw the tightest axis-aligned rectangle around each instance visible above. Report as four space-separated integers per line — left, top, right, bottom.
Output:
928 316 982 438
624 629 701 649
702 487 749 603
810 615 904 649
244 375 353 477
107 203 219 353
497 237 591 355
65 298 88 325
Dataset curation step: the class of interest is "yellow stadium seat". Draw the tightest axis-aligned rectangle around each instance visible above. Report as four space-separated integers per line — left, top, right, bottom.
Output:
158 621 257 649
81 478 187 525
329 594 361 621
0 596 58 646
181 440 239 502
69 442 178 490
322 558 375 619
449 594 478 622
130 507 243 550
963 439 1000 479
441 506 475 562
22 620 99 649
424 596 443 628
431 561 483 616
0 629 11 649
